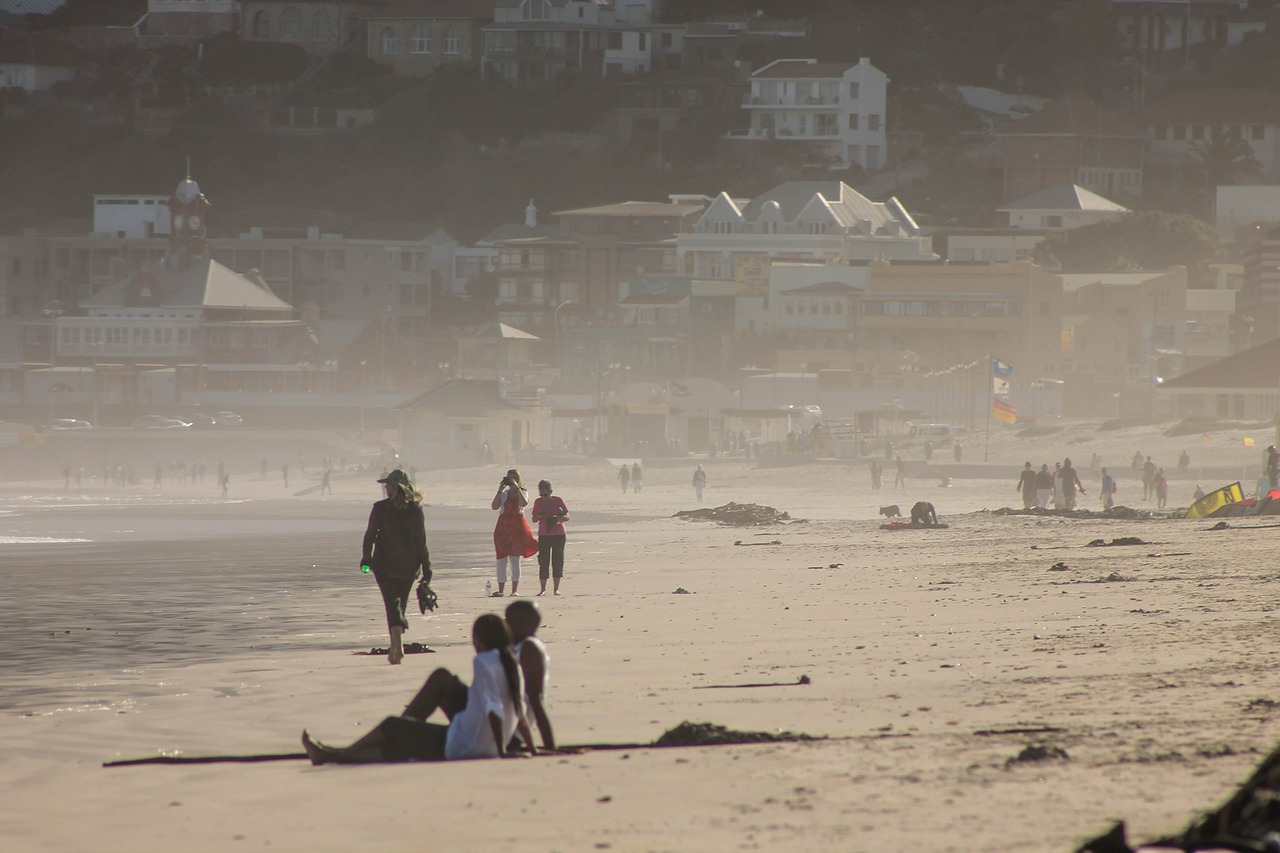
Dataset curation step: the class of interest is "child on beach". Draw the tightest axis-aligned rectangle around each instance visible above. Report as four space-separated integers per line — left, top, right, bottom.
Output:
506 600 554 751
530 480 568 596
302 614 533 764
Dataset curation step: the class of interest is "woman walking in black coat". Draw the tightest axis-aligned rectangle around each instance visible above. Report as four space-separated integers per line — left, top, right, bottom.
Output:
362 469 431 665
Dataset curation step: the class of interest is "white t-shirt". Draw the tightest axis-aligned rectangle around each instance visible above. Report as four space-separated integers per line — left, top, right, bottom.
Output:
445 649 524 760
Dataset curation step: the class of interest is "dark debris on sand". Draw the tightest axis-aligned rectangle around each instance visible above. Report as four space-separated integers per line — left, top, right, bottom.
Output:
1087 537 1150 547
1005 743 1070 767
653 721 819 747
990 506 1169 521
673 502 802 526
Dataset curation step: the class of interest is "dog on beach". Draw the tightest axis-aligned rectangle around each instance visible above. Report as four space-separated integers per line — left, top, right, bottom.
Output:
879 505 902 519
910 501 938 525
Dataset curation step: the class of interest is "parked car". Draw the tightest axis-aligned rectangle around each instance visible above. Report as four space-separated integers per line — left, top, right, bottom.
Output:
188 413 218 430
212 411 243 428
39 418 93 432
132 415 192 430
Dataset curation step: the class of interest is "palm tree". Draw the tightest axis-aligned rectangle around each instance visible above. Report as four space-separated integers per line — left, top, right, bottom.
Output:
1191 126 1261 187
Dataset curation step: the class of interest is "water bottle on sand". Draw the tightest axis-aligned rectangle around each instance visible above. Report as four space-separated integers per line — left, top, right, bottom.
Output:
485 580 493 598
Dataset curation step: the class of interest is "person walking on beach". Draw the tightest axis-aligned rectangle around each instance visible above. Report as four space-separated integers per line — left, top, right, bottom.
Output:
1154 468 1169 509
1052 462 1065 510
302 614 533 764
869 460 882 490
220 472 230 498
1100 468 1116 511
530 480 568 596
1142 456 1156 500
894 456 906 489
631 462 643 493
1060 458 1085 510
361 469 431 665
1034 464 1053 509
282 463 290 489
492 468 537 597
692 464 707 501
618 464 631 493
320 469 332 496
1016 462 1036 509
507 600 555 752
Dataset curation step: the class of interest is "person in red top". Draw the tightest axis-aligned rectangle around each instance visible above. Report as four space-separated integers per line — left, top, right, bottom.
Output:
530 479 569 596
491 469 538 597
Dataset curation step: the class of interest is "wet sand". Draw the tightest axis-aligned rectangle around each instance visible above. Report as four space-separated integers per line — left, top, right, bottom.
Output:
3 424 1280 852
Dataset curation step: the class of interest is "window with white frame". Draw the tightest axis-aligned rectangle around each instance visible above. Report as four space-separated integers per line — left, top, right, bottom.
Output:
312 10 332 40
443 27 460 54
382 27 399 55
410 25 431 53
279 6 303 39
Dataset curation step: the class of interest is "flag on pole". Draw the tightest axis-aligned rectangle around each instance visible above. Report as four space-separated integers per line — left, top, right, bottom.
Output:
1185 482 1245 519
992 357 1015 378
993 376 1010 395
993 397 1017 424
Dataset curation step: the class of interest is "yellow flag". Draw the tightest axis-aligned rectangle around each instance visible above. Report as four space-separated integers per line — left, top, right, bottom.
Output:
1244 437 1256 447
1185 482 1245 519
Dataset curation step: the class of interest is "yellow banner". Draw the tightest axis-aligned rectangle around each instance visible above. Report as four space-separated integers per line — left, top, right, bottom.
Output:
992 398 1017 425
1185 481 1244 519
734 256 770 296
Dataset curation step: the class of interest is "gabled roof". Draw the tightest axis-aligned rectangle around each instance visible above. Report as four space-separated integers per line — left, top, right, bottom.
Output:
397 378 517 413
475 223 570 245
1161 337 1280 390
737 181 919 234
752 59 855 79
554 201 704 217
81 257 293 312
458 322 540 340
367 0 495 19
778 281 861 295
999 184 1129 213
998 97 1145 138
1138 88 1280 127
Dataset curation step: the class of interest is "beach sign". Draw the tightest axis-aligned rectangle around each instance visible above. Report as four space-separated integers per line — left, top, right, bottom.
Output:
1185 481 1245 519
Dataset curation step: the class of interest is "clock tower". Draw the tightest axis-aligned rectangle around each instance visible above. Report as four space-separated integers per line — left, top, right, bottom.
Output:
166 173 211 265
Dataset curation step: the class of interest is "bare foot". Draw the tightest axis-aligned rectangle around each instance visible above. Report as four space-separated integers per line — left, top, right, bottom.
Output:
388 648 404 665
302 730 334 766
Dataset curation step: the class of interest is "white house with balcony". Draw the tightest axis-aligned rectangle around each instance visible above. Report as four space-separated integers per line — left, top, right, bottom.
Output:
676 180 934 283
726 57 888 170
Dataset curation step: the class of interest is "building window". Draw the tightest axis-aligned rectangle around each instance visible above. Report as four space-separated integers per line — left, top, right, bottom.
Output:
312 10 332 40
382 27 399 55
815 113 836 136
279 6 303 39
848 113 859 130
807 221 828 235
252 10 270 38
410 25 431 53
443 27 460 54
848 81 859 99
661 32 672 48
1172 125 1185 140
868 114 880 131
607 32 622 50
1043 215 1063 228
713 221 732 234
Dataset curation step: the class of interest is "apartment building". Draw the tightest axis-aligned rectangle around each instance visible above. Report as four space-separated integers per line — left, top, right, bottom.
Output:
724 58 888 171
365 0 493 76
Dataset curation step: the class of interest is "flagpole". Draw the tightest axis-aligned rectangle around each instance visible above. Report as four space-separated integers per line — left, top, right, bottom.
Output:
984 353 992 462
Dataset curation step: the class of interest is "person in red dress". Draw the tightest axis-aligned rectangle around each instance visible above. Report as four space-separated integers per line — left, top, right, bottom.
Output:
491 468 538 597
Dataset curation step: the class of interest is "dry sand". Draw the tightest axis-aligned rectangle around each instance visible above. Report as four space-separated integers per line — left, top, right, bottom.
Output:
2 421 1280 852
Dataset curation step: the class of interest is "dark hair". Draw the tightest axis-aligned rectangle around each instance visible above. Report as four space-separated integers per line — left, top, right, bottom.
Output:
506 469 524 489
505 599 541 626
472 614 522 715
537 479 551 493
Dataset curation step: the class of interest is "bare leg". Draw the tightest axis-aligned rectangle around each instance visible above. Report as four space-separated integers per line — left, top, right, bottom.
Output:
495 583 505 597
388 625 404 665
403 668 466 721
538 577 546 595
553 576 561 595
302 729 385 765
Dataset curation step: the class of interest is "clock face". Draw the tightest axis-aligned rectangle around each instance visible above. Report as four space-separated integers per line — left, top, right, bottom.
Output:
172 215 184 230
188 214 202 230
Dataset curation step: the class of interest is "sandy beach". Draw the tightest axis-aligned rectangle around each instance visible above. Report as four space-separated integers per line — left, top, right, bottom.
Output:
3 421 1280 852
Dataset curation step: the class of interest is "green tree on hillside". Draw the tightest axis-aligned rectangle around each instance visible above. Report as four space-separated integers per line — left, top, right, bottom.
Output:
1033 211 1223 274
1191 126 1262 187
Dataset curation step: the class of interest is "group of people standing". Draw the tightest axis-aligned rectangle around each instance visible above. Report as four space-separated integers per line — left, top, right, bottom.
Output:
1016 459 1088 510
491 469 569 598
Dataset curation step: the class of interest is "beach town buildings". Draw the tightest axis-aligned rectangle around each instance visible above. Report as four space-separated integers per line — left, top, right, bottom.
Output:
143 0 241 40
723 58 889 171
365 0 493 77
996 98 1147 202
1139 88 1280 182
0 26 86 91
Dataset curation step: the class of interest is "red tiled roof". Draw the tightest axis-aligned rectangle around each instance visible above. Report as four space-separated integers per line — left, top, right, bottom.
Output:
998 97 1145 138
752 59 854 79
0 27 87 68
1162 336 1280 390
1138 88 1280 126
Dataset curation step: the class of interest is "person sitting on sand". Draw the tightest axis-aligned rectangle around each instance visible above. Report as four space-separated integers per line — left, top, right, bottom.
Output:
302 614 534 764
506 600 554 751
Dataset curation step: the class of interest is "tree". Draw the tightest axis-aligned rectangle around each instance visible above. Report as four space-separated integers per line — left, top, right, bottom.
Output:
1033 211 1222 276
1190 126 1261 188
